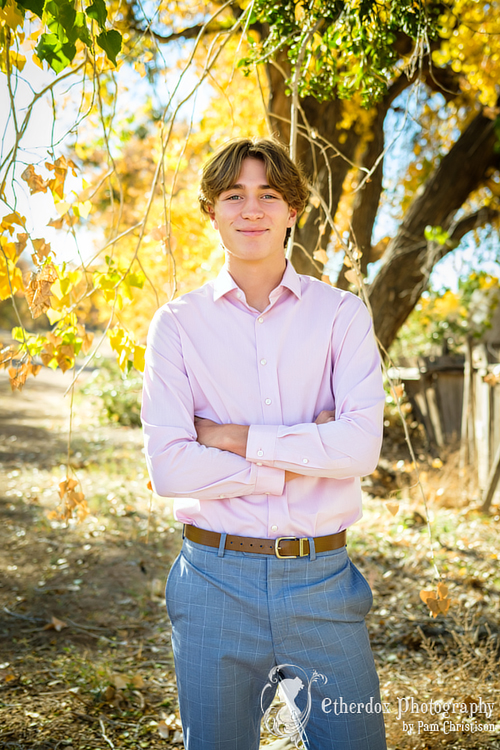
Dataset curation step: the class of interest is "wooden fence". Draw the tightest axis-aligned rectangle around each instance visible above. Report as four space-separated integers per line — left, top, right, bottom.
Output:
390 347 500 511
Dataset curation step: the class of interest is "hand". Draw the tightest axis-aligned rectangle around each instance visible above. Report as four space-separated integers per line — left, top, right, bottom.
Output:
314 409 335 424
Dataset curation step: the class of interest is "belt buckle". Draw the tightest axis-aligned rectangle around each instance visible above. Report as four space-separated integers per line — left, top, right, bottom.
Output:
275 536 308 559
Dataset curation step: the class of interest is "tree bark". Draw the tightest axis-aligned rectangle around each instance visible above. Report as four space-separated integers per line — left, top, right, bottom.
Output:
267 55 363 276
367 108 500 352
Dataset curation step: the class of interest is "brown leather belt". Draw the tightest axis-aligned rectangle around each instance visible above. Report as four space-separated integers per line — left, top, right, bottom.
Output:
183 525 346 559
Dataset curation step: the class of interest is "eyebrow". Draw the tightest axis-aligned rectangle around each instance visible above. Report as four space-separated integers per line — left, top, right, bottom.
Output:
224 183 275 191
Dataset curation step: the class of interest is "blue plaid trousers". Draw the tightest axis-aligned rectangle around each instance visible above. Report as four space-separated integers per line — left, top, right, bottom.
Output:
165 536 387 750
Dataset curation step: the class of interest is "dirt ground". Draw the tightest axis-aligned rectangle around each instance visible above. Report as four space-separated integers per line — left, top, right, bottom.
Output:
0 368 499 750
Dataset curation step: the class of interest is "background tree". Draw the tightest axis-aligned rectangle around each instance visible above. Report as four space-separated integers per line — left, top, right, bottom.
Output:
2 0 500 394
104 0 500 351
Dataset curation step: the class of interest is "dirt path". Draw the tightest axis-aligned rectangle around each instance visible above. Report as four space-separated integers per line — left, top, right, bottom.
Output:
0 369 184 749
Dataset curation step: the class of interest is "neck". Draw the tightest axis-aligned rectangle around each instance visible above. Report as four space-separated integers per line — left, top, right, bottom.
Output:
226 256 287 312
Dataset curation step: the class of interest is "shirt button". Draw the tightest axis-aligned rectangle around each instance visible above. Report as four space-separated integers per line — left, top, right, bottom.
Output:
258 317 264 323
219 494 225 498
257 450 264 457
256 462 262 466
271 525 278 531
302 458 309 464
236 291 242 298
265 398 272 405
260 359 267 365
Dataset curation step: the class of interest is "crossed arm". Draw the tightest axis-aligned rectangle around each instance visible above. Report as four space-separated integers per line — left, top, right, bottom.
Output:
195 410 336 482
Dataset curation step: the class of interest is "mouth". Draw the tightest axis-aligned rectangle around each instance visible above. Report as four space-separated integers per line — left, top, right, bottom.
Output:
237 229 268 236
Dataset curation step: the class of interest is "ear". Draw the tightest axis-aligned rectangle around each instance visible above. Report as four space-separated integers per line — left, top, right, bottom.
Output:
287 207 298 227
206 204 218 230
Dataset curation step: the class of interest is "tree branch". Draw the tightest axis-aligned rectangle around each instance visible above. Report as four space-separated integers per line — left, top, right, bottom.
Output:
127 21 225 45
368 104 500 351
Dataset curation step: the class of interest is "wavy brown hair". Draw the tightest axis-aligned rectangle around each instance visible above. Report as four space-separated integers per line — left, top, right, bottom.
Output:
199 137 309 217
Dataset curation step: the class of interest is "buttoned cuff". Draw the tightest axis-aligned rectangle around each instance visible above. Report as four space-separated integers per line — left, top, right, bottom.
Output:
246 424 279 464
247 425 284 496
252 462 285 496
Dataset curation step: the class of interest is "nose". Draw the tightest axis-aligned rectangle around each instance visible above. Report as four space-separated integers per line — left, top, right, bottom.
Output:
241 195 264 220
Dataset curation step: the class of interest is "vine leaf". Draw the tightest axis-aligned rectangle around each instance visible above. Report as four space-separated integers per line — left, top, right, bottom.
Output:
96 29 121 66
420 583 452 618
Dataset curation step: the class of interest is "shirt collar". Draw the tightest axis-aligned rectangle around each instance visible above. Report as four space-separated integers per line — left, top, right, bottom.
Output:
213 261 302 302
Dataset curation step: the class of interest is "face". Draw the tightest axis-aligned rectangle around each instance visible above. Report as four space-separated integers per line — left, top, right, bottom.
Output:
207 158 297 267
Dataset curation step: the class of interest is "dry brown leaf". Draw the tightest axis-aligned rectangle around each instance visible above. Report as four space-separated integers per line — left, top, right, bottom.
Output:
420 582 451 618
112 674 128 690
46 332 62 346
146 479 153 491
56 354 72 373
24 263 58 318
391 384 404 399
419 590 436 604
21 164 50 194
385 502 400 516
43 615 67 632
438 598 451 615
46 156 70 199
15 233 28 256
437 582 449 598
8 362 31 391
344 269 359 286
131 674 145 688
47 216 65 229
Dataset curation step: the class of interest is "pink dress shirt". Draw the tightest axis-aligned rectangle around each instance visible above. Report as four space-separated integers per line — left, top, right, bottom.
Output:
141 261 385 538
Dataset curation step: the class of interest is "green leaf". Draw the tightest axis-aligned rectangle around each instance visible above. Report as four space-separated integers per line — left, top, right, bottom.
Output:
74 12 92 46
16 0 45 18
96 29 122 65
85 0 106 30
35 32 73 73
11 326 25 343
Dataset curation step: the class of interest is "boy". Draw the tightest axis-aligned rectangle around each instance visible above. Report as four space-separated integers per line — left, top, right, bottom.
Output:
142 137 386 749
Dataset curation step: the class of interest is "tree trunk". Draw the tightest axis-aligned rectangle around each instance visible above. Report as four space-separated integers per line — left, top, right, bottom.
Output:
368 108 499 352
267 56 363 277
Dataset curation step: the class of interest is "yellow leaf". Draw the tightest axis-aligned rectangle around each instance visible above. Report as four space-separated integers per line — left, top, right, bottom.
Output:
295 1 305 23
55 201 71 216
75 201 92 219
133 344 145 372
313 249 329 265
0 0 25 29
344 269 359 286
